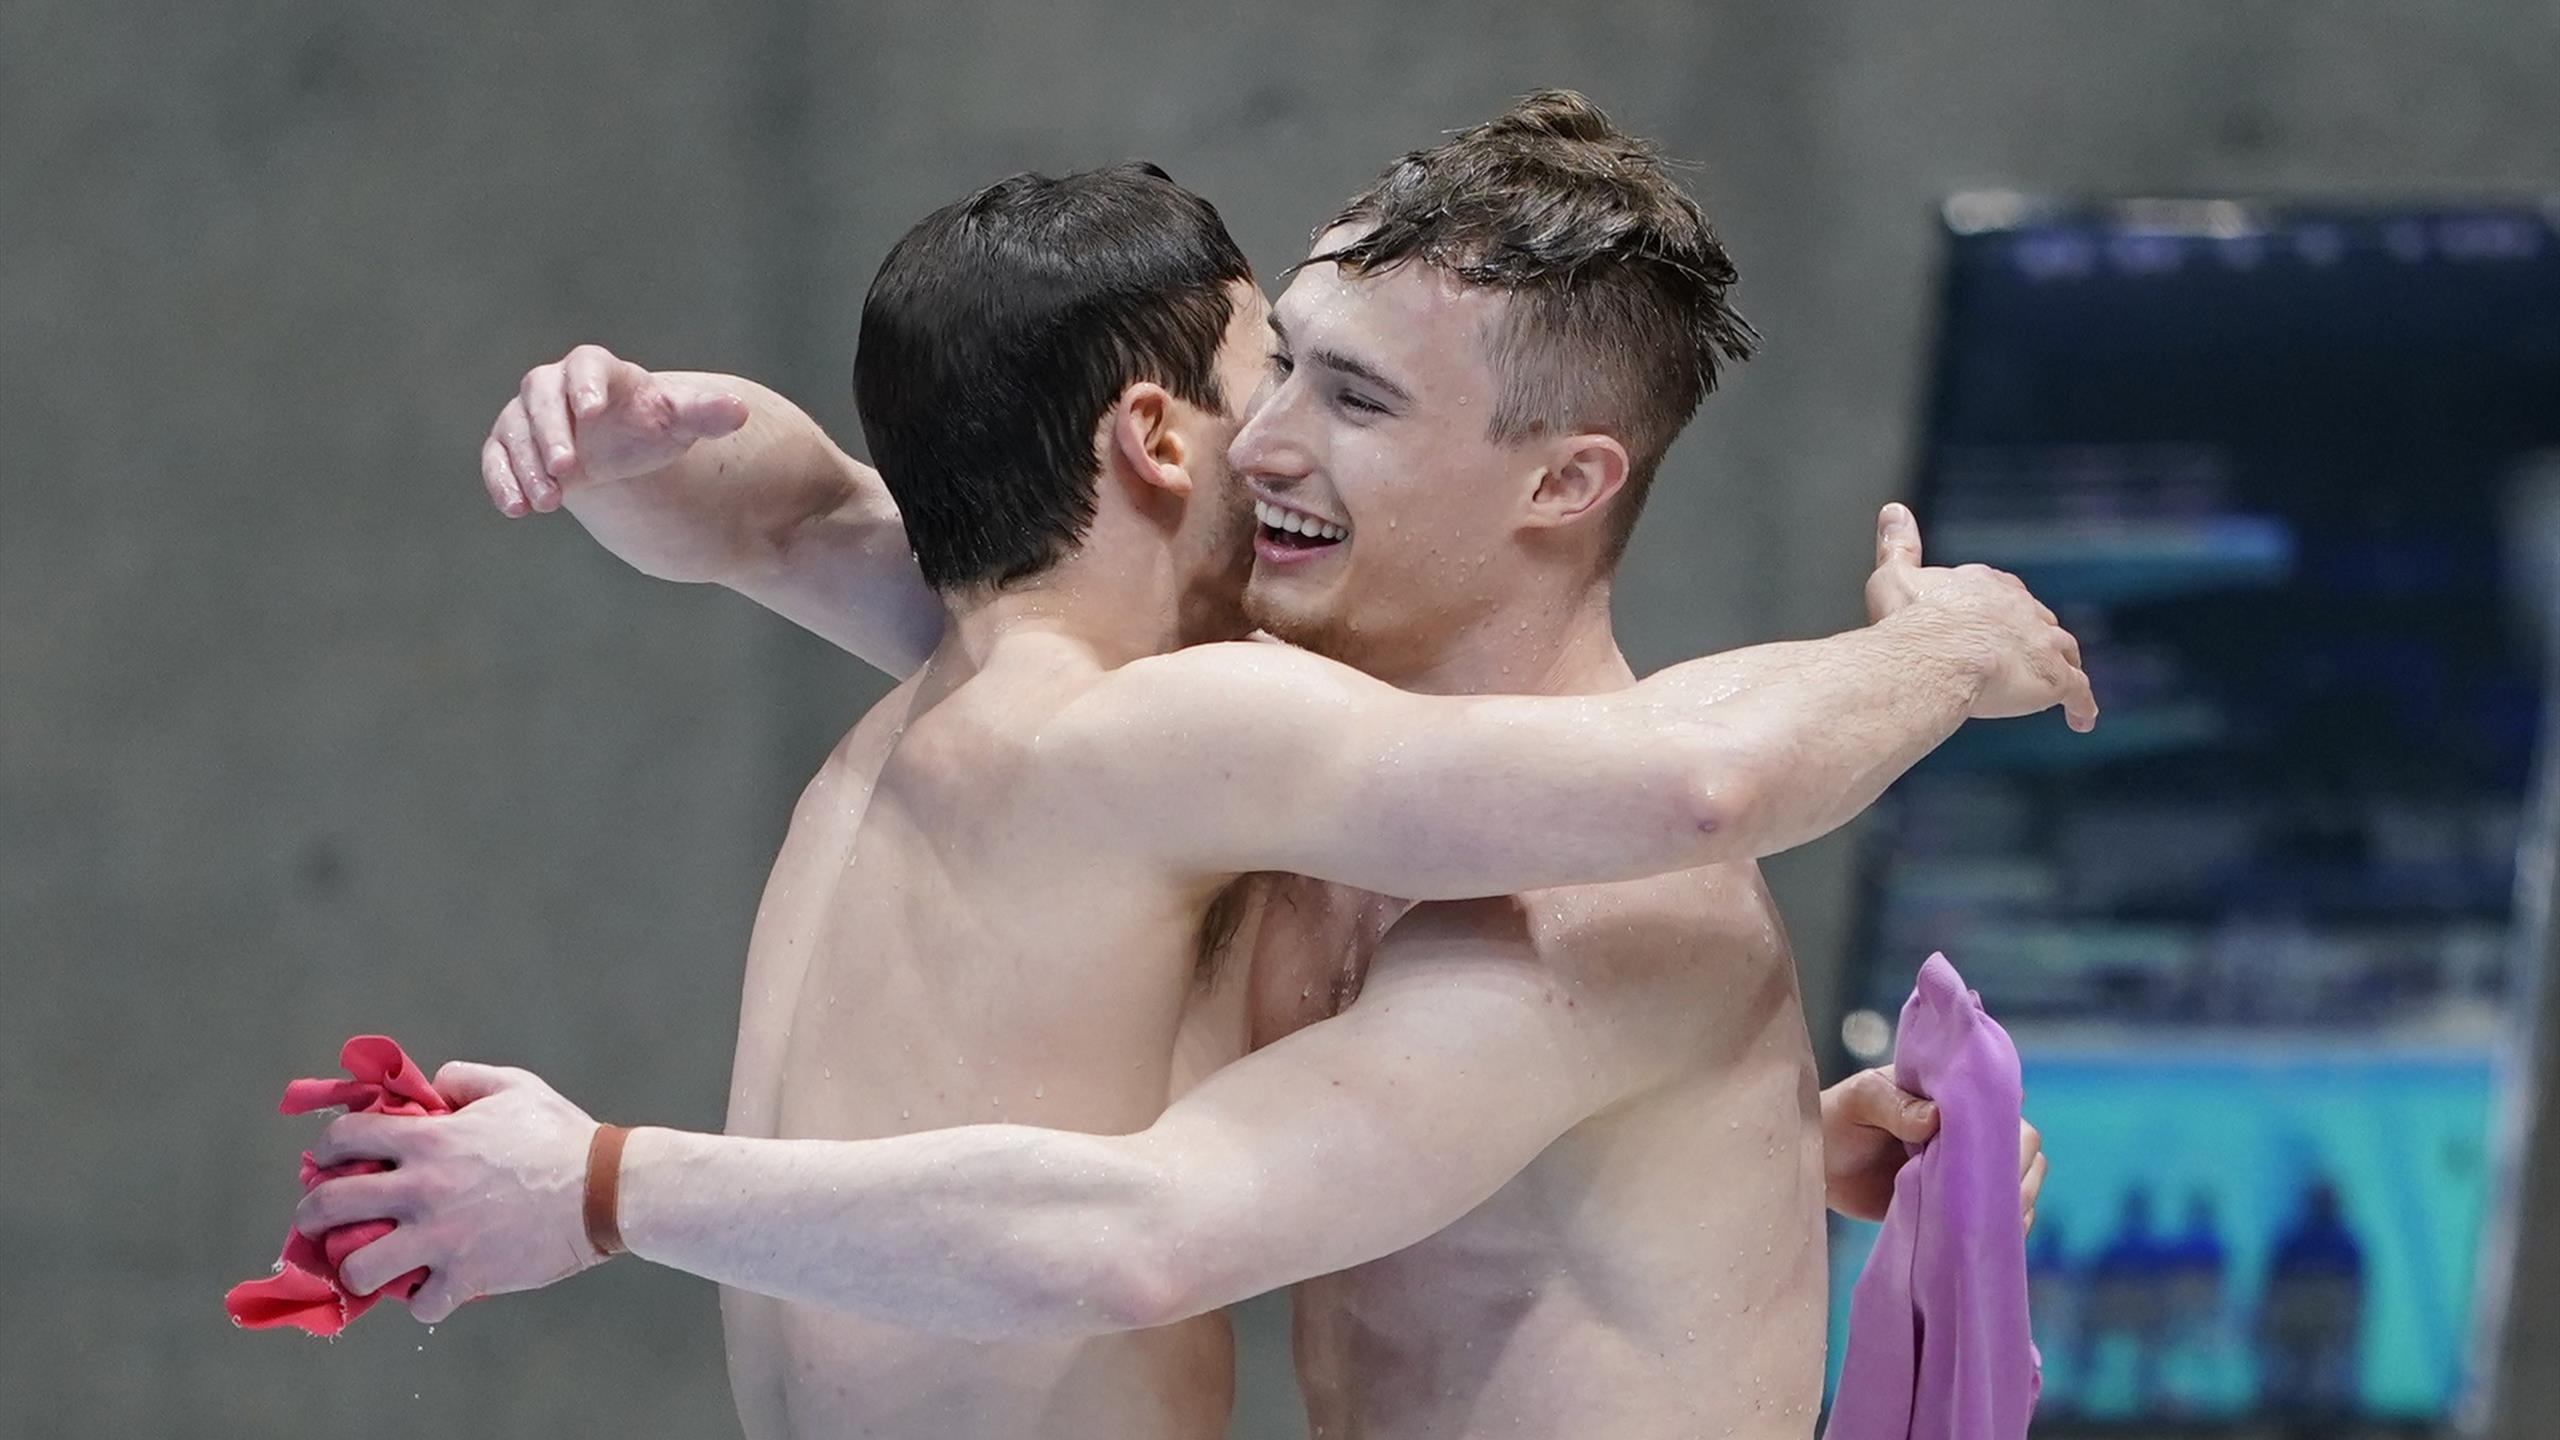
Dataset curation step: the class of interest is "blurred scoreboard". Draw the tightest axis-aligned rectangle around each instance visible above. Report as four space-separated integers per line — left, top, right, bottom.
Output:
1826 199 2560 1429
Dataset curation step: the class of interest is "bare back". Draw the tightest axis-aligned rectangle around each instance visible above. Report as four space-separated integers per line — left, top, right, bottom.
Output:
1249 863 1828 1440
721 634 1235 1440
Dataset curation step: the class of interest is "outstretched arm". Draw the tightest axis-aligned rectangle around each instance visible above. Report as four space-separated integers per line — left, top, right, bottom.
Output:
300 904 1691 1333
482 345 943 678
1051 508 2094 901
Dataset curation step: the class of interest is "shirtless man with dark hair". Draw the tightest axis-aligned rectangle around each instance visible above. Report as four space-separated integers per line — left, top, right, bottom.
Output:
306 94 2069 1440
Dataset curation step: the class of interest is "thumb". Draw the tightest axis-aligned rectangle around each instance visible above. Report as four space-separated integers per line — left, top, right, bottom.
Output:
666 385 751 441
408 1270 468 1326
1875 503 1923 572
1856 1068 1939 1144
432 1060 519 1107
1885 1092 1941 1144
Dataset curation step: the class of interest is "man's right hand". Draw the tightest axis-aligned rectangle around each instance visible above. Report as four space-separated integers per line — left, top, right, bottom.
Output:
479 345 751 518
1865 503 2098 732
473 345 944 677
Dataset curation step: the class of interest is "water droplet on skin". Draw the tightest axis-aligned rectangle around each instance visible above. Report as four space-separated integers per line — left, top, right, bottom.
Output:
1033 1085 1045 1100
823 1066 832 1080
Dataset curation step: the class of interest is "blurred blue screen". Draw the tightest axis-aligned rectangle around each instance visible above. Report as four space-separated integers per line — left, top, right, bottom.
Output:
1827 200 2560 1428
1828 1045 2497 1420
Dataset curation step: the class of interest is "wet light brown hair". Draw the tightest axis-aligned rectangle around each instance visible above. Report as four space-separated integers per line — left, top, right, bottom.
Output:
1309 89 1758 566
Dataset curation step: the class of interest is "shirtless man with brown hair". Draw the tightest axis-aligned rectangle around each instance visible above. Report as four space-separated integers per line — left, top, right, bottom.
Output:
304 98 2071 1440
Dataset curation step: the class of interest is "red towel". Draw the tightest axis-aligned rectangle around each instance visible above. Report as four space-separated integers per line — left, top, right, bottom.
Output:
225 1035 453 1335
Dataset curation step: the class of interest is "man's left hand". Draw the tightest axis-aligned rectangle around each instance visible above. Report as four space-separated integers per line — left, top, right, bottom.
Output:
1819 1066 2044 1231
294 1062 607 1324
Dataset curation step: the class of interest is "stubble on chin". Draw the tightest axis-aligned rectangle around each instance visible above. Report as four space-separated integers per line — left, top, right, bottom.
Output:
1242 582 1370 668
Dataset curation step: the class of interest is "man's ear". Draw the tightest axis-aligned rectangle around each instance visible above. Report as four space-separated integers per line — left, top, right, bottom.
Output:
1106 382 1195 497
1521 433 1630 532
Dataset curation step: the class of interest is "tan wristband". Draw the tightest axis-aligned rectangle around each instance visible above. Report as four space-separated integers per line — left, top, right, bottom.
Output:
584 1123 631 1259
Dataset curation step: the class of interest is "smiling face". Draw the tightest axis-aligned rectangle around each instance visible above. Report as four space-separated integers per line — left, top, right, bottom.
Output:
1227 229 1551 676
1160 279 1277 642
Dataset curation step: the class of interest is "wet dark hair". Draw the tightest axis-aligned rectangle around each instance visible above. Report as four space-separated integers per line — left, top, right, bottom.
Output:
1310 89 1758 566
854 162 1254 591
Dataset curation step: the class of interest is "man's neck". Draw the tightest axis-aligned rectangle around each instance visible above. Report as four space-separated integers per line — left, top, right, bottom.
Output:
1380 581 1634 699
933 559 1190 679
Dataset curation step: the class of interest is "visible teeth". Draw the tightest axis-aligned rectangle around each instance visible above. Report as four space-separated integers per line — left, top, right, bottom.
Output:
1254 499 1351 543
1256 499 1347 542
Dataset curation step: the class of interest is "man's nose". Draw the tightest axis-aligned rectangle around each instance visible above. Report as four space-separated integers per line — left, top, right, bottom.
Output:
1230 388 1310 479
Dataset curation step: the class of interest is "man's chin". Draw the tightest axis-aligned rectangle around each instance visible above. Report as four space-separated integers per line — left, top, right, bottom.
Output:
1242 589 1358 664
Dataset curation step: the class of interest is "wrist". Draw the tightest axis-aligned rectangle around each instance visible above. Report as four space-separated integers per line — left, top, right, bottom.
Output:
605 1124 693 1264
584 1122 634 1261
1876 604 1997 701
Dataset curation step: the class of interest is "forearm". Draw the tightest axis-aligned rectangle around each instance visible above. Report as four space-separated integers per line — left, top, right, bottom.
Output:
565 374 943 676
616 1124 1182 1339
1647 606 1992 859
561 375 853 584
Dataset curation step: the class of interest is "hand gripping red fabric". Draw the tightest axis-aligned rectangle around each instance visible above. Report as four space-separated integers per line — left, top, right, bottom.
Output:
224 1036 453 1336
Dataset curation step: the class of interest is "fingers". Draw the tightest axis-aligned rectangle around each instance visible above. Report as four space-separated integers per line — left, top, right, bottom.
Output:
2019 1119 2047 1230
493 397 548 518
311 1112 440 1170
1873 1072 1940 1145
481 436 527 517
431 1059 526 1107
1875 503 1923 572
666 383 751 442
518 364 577 511
294 1171 411 1238
338 1226 434 1301
2061 658 2100 733
1837 1066 1938 1143
408 1270 470 1326
563 344 619 420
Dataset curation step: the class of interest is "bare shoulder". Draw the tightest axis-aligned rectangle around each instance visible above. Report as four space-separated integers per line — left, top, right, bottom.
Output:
1032 640 1383 807
1071 639 1368 719
791 672 926 808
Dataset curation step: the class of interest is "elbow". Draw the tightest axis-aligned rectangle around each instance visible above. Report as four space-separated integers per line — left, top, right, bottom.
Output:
1081 1194 1214 1332
1070 1158 1208 1332
1085 1242 1195 1332
1681 746 1769 862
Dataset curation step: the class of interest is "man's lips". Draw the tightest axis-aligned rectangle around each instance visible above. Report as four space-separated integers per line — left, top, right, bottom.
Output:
1252 523 1345 568
1251 497 1350 540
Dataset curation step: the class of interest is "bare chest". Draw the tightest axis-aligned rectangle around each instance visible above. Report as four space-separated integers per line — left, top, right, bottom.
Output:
1240 875 1411 1048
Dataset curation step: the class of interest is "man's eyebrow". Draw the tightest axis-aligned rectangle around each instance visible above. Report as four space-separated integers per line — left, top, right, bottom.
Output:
1269 310 1413 406
1306 347 1413 406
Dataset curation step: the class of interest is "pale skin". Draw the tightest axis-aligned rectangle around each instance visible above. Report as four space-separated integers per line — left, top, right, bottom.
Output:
318 257 2065 1438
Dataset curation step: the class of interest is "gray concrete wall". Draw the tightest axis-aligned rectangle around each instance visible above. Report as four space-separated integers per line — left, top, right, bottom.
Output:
7 3 2556 1436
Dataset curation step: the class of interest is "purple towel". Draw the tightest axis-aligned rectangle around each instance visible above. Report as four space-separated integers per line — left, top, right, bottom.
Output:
1825 954 2041 1440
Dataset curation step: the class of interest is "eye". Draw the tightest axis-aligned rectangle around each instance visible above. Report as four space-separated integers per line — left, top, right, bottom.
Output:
1336 390 1386 416
1267 350 1295 376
